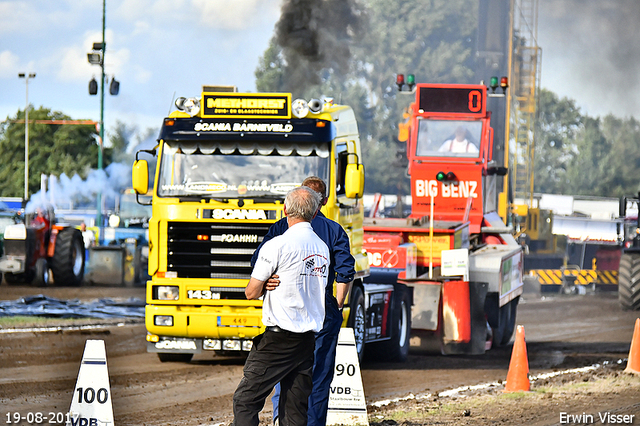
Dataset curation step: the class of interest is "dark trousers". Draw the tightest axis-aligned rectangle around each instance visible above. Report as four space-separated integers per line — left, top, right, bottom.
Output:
233 328 315 426
272 299 343 426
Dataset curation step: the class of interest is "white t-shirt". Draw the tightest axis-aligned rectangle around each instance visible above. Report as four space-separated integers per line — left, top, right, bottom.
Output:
438 138 479 153
251 221 329 333
82 230 96 249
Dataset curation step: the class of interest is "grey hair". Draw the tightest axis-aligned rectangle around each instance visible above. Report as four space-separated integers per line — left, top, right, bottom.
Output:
285 186 321 221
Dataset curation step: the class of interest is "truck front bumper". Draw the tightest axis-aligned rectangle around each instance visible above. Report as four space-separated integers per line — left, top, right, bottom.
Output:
145 304 263 354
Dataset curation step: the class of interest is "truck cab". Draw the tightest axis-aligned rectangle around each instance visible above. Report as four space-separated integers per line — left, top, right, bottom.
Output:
132 89 378 362
364 82 524 354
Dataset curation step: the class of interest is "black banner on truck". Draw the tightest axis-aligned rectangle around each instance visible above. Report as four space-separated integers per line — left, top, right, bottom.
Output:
202 93 291 119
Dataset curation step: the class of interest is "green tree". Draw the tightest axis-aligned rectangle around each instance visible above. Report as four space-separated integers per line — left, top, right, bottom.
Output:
564 116 610 196
596 115 640 197
106 120 137 165
0 107 99 198
532 88 583 194
533 89 640 198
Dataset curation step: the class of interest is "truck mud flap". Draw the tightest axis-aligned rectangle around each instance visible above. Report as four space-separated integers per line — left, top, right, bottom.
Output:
409 281 488 355
441 281 488 355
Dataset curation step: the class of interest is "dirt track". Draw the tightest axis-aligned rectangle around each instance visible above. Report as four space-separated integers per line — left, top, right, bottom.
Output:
1 285 639 425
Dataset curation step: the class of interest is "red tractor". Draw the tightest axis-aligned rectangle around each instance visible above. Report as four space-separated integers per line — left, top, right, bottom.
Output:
0 205 85 286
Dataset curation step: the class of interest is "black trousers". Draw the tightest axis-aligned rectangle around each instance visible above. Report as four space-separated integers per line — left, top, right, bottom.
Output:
232 328 315 426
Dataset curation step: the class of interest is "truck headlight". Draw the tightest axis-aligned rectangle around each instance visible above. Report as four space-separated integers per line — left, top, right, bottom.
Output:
153 285 179 300
222 340 242 351
154 315 173 326
292 99 309 118
203 339 222 350
175 97 200 117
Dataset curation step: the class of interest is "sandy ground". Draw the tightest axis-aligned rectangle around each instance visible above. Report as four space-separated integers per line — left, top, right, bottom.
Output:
1 285 639 425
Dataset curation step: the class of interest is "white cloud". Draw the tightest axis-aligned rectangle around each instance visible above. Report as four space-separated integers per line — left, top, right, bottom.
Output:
106 47 130 79
0 1 37 35
193 0 279 30
54 29 130 82
132 21 151 36
133 65 152 84
57 47 93 81
114 0 192 26
0 50 20 78
114 0 280 31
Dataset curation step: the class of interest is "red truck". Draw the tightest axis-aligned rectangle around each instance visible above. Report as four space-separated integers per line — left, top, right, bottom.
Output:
363 81 524 354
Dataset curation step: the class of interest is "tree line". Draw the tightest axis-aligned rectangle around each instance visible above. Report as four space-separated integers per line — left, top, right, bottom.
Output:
0 110 151 199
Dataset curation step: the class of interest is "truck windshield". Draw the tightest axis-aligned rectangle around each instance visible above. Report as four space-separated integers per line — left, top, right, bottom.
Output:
415 119 483 158
157 142 330 198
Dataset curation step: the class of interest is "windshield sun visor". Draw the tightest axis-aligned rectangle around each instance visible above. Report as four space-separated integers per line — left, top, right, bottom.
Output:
167 141 330 158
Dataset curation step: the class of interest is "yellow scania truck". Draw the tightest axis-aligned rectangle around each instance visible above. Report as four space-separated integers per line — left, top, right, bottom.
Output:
132 87 412 362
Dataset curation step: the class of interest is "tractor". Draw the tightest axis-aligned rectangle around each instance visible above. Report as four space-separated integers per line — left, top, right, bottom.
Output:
617 193 640 310
0 205 85 286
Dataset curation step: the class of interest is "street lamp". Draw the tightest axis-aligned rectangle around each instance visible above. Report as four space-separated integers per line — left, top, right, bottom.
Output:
18 72 36 203
86 0 119 232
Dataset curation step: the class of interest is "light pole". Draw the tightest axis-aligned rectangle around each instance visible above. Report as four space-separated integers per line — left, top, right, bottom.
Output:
18 72 36 203
87 0 119 231
87 0 106 230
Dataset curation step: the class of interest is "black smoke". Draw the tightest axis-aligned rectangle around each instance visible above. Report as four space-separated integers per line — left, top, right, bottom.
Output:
275 0 365 90
538 0 640 118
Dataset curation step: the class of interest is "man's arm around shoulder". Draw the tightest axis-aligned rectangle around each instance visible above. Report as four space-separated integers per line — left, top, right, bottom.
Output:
250 217 288 267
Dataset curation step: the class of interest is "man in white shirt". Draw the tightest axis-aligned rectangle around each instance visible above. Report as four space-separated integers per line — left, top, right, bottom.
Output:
80 222 96 262
232 186 330 426
438 125 479 154
80 222 96 249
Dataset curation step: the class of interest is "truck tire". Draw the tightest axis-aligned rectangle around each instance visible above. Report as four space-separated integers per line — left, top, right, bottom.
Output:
492 296 519 347
373 284 411 362
32 258 50 287
347 285 366 363
50 228 84 286
618 252 640 310
157 353 193 363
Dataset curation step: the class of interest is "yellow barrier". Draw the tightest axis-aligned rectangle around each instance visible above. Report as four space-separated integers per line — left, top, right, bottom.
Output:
529 269 618 286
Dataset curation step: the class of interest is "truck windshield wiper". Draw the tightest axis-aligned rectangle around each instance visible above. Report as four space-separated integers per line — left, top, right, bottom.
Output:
177 195 230 203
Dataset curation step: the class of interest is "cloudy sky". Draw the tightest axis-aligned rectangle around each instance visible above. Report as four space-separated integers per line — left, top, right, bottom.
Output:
0 0 637 146
0 0 281 137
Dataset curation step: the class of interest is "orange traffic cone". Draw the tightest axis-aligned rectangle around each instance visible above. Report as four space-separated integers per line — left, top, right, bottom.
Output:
504 325 530 392
624 318 640 375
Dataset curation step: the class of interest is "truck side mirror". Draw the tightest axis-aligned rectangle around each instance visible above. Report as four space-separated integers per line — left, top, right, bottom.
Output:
619 196 627 218
132 160 149 195
487 166 508 176
345 163 364 198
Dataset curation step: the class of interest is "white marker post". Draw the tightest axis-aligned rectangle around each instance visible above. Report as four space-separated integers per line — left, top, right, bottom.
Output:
326 328 369 426
67 340 114 426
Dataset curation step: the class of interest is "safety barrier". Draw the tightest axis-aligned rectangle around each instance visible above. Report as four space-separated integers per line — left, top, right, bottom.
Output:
528 269 618 292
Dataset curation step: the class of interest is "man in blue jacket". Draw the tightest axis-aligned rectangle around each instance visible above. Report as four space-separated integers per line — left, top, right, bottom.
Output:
251 176 355 426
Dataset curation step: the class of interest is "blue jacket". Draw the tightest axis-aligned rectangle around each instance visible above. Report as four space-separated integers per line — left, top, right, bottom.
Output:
251 211 356 299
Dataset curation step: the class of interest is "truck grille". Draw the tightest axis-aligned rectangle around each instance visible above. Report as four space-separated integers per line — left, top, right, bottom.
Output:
167 221 272 279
